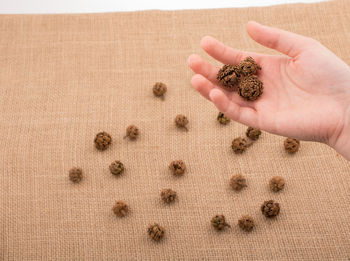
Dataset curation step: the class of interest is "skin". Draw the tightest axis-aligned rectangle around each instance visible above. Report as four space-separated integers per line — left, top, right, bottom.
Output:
187 21 350 160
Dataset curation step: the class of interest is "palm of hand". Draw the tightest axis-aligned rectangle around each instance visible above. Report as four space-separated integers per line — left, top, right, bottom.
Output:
256 49 349 143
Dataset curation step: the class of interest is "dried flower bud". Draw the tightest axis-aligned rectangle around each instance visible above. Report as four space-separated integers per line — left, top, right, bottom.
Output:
94 132 112 151
147 223 165 241
112 200 129 217
284 138 300 153
161 188 177 203
238 215 255 232
238 57 261 76
230 174 247 191
269 176 285 192
109 160 125 176
124 125 140 140
153 82 167 98
211 215 230 230
261 200 280 218
217 64 241 89
238 75 263 101
69 167 83 183
231 137 252 154
217 112 230 125
174 114 189 131
246 127 261 140
169 160 186 176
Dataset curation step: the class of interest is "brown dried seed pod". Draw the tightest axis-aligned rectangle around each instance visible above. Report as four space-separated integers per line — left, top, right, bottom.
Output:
231 137 252 154
284 138 300 153
238 56 261 76
269 176 285 192
124 125 140 140
246 127 261 140
230 174 247 191
217 112 230 125
69 167 83 183
94 132 112 151
238 215 255 232
161 188 177 203
169 160 186 176
217 64 241 89
211 215 231 230
112 200 129 217
147 223 165 241
153 82 167 98
109 160 125 176
261 200 280 218
174 114 189 131
238 75 263 101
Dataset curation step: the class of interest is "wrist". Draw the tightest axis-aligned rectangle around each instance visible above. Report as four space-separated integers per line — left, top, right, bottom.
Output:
328 105 350 160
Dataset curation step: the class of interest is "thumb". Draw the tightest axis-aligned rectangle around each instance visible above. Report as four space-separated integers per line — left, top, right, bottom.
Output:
246 21 317 57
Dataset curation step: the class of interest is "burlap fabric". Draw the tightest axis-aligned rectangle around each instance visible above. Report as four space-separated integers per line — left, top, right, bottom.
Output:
1 0 350 260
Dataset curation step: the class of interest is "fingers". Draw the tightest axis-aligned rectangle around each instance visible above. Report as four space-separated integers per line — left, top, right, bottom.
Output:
190 70 259 125
191 74 232 102
187 54 219 83
209 89 258 127
200 35 263 65
246 21 317 58
190 74 216 100
191 74 255 108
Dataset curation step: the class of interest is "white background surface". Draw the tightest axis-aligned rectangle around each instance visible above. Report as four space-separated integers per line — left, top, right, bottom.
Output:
0 0 326 14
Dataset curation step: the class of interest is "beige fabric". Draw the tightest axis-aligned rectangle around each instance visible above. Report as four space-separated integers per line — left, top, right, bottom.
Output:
1 0 350 260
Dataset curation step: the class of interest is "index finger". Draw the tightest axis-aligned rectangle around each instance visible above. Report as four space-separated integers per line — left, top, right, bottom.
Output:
201 35 264 65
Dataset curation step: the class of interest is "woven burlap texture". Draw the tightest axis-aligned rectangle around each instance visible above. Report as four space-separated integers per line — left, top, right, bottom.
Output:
1 0 350 260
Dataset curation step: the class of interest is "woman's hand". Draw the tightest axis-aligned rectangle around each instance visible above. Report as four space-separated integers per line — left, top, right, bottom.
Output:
187 21 350 159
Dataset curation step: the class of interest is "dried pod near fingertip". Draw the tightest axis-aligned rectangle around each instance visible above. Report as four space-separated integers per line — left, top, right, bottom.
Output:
161 188 177 204
217 64 241 89
239 56 261 76
169 160 186 176
112 200 129 217
238 215 255 232
217 112 230 125
230 174 247 191
124 125 140 140
269 176 285 192
94 132 112 151
246 127 261 140
238 75 263 101
109 160 125 176
174 114 189 131
231 137 252 154
211 215 231 231
69 167 83 183
153 82 167 99
284 138 300 153
261 200 280 218
147 223 165 241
